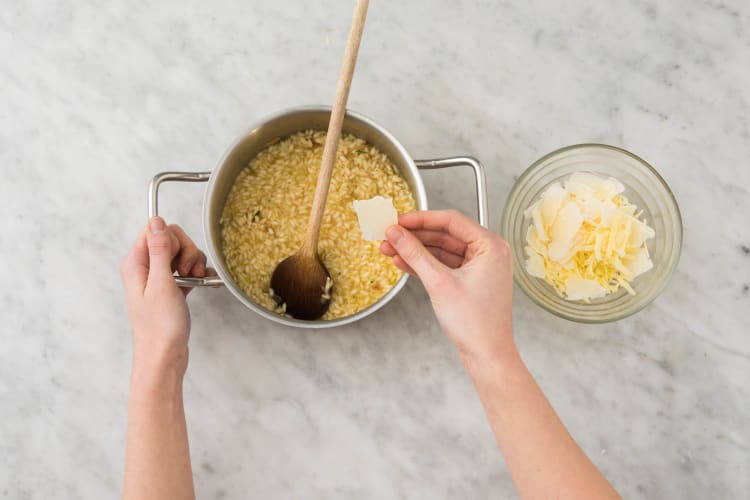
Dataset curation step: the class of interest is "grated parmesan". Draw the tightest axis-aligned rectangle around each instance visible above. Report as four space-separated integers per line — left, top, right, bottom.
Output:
524 172 655 302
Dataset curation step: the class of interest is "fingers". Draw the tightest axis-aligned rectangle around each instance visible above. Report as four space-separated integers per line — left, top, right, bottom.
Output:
146 216 179 287
381 227 466 270
391 251 461 274
382 229 467 257
398 210 488 245
169 224 207 277
120 227 149 297
381 240 464 269
179 259 211 298
124 218 208 298
191 254 207 277
392 255 416 276
428 247 464 268
385 225 446 287
411 229 468 256
380 240 395 257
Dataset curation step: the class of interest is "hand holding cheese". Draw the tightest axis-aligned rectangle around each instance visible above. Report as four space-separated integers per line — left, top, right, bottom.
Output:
380 209 620 499
380 209 514 362
524 172 655 301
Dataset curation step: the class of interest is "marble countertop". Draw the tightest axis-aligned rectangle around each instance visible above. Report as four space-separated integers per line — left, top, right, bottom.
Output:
2 1 748 498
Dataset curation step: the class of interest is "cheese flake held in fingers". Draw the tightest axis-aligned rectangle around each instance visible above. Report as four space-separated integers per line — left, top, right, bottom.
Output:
353 196 398 241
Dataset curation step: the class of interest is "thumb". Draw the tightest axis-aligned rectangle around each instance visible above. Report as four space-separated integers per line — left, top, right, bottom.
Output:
146 216 177 286
386 225 446 288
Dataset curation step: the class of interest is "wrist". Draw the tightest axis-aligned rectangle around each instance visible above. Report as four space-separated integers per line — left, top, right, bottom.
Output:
128 355 186 426
453 324 518 366
457 335 523 381
131 345 188 393
132 328 188 369
130 360 185 399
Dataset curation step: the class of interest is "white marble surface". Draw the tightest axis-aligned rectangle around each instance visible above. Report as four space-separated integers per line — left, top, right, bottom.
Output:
1 0 749 498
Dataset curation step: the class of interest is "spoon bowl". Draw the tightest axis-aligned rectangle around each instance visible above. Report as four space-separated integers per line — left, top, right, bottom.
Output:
270 251 331 320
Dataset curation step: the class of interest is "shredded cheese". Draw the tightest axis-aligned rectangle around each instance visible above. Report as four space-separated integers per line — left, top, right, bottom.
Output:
524 172 655 302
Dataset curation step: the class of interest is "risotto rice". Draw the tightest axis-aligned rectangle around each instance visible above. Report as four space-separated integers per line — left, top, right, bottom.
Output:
220 130 416 320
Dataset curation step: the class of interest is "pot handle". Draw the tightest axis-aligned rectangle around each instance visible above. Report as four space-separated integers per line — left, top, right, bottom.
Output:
148 171 224 288
415 156 489 228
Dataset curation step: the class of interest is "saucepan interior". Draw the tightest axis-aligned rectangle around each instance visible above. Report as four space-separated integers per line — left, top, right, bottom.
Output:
201 106 428 328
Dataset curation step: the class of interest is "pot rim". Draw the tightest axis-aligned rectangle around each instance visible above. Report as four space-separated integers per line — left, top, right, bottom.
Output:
202 105 428 329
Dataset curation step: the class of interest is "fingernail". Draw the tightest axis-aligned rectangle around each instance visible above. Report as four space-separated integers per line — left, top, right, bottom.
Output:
149 216 166 234
386 226 404 246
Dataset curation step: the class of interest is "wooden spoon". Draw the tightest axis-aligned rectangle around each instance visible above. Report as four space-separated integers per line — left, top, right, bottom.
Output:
270 0 369 320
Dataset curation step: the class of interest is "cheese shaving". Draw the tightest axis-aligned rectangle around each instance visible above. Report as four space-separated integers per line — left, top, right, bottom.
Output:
524 172 655 302
353 196 398 241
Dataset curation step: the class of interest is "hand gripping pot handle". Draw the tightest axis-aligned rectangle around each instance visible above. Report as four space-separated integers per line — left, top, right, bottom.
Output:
415 156 489 228
148 172 224 288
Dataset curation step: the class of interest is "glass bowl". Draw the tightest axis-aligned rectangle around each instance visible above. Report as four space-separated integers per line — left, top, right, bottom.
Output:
500 144 682 323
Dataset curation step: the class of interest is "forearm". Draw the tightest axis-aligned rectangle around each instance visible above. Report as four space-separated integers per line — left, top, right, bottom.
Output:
462 346 619 500
123 355 195 500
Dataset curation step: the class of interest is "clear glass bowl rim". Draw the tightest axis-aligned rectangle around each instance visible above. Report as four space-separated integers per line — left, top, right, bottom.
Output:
500 143 683 323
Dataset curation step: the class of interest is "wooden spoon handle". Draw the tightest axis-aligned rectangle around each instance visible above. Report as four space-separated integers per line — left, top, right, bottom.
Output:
302 0 369 256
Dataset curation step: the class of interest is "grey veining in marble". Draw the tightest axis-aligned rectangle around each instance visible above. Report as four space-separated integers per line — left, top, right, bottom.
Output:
1 1 749 498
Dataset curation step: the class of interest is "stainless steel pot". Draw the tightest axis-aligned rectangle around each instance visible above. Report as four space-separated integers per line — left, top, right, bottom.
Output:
148 106 488 328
